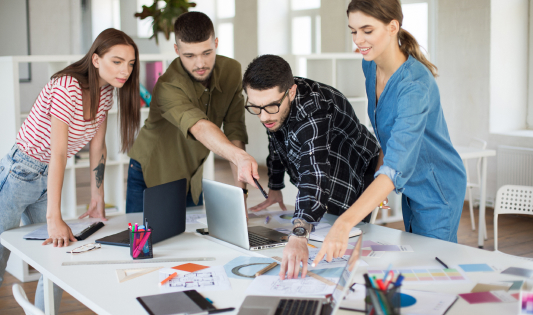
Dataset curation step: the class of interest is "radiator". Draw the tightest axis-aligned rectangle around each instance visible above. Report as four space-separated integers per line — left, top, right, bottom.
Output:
497 145 533 188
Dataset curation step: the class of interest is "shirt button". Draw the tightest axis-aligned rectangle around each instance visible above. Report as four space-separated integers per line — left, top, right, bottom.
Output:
205 89 208 91
309 152 313 155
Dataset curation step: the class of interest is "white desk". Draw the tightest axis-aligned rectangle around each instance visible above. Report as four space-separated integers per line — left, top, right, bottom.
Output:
455 146 497 248
2 210 531 315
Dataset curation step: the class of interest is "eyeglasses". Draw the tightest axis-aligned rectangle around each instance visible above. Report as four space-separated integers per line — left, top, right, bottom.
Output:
245 89 290 115
67 243 101 254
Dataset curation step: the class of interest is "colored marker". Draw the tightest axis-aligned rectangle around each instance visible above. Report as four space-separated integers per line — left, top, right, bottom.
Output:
307 243 317 249
265 215 270 224
160 272 178 285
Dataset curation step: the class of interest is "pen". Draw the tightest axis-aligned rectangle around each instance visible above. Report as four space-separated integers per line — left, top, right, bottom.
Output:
160 272 177 285
253 178 268 199
435 257 449 269
394 274 404 286
208 308 236 314
265 215 270 224
133 231 152 257
255 262 278 277
307 243 317 249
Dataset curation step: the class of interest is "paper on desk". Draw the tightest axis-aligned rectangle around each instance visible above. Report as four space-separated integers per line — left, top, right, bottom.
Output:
159 266 231 293
275 223 361 242
370 244 414 252
23 219 102 240
368 265 470 284
307 248 368 269
196 217 208 226
186 213 206 224
471 282 512 292
309 223 361 242
342 287 459 315
501 267 533 278
459 290 517 304
245 275 336 297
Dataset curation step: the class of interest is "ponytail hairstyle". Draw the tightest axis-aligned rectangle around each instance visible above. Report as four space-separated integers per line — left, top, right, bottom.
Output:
347 0 438 77
51 28 140 152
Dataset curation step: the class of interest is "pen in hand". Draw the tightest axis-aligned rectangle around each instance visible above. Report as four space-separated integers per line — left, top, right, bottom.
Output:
253 178 268 199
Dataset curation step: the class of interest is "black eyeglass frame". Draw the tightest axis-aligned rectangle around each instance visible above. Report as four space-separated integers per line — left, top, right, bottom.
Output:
244 88 290 115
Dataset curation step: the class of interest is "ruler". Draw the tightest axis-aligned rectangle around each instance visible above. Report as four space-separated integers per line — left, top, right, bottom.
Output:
62 257 215 266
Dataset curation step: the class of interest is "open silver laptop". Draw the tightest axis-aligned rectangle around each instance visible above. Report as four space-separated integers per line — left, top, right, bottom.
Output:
237 236 363 315
202 179 288 250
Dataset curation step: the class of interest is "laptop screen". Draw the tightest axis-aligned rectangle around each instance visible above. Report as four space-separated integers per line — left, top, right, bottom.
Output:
330 235 363 312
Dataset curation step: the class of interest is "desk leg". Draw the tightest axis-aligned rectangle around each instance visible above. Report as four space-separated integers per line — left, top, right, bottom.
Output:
43 275 55 315
478 157 488 248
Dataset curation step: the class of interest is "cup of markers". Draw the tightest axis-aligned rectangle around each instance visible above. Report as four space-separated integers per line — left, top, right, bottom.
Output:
364 267 403 315
129 223 153 260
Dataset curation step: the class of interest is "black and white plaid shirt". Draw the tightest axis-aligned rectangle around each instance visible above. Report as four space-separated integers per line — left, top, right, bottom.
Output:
267 77 380 223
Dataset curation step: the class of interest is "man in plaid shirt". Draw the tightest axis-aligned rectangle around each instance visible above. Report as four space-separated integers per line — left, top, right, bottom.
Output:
243 55 380 279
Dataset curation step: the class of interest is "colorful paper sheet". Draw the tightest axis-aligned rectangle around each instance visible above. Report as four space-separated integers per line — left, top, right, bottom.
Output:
172 263 209 272
367 265 470 284
459 264 494 272
459 290 517 304
370 245 414 252
501 267 533 278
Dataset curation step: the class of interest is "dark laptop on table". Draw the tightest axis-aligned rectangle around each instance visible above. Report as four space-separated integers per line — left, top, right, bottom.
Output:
96 178 187 246
202 179 287 251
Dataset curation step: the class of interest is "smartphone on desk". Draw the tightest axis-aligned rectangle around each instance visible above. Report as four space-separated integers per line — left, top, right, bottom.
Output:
196 228 209 235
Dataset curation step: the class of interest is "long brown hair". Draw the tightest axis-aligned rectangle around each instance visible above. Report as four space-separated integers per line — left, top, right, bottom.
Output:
51 28 140 152
347 0 438 77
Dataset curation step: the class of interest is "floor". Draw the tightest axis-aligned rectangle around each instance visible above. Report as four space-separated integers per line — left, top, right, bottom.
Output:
1 159 532 314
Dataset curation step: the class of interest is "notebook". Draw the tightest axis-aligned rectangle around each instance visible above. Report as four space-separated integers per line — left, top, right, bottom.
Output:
23 220 104 241
137 290 216 315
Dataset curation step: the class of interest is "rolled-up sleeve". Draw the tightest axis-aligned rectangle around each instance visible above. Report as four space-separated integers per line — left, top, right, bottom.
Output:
156 82 208 140
222 75 248 144
381 81 429 193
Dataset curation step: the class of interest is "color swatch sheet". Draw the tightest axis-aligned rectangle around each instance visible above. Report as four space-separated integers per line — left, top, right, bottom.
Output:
368 265 470 284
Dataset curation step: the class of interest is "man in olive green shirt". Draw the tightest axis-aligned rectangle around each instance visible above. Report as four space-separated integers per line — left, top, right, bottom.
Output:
126 12 259 212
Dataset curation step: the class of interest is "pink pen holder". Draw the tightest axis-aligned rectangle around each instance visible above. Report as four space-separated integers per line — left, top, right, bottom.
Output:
130 228 153 260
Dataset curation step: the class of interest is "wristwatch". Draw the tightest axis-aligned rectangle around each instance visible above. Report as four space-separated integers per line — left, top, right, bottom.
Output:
289 219 312 240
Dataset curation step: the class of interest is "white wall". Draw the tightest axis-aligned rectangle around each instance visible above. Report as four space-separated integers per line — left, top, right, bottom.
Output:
490 0 529 133
438 0 533 203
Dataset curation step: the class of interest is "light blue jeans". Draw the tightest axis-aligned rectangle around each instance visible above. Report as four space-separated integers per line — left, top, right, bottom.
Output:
0 145 62 314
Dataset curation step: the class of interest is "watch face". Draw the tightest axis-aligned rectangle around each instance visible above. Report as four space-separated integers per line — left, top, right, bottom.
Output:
293 227 306 236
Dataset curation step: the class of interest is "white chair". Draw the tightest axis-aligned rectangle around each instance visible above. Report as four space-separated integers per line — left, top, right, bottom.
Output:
463 138 488 237
493 185 533 252
12 283 45 315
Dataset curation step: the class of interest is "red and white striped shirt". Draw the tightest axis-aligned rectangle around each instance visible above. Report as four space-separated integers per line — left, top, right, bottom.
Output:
16 76 114 163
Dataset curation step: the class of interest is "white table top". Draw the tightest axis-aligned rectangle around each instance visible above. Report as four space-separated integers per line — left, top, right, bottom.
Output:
2 209 532 315
455 146 497 160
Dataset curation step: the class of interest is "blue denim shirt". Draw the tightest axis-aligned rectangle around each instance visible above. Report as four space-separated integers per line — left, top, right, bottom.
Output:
363 56 466 207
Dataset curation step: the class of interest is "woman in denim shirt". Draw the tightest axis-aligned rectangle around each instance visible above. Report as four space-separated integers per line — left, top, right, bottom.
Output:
312 0 466 266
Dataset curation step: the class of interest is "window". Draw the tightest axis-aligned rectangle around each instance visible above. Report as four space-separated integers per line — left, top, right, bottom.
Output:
400 0 436 62
92 0 121 41
191 0 235 58
258 0 320 55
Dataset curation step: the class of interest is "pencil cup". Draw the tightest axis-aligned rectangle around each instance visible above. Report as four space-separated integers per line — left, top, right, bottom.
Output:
365 285 401 315
129 229 153 260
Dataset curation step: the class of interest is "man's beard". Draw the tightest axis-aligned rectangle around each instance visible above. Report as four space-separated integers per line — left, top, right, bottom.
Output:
181 60 215 85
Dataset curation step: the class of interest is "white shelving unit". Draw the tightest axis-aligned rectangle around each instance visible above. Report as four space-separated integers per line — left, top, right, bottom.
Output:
1 54 217 282
281 53 403 224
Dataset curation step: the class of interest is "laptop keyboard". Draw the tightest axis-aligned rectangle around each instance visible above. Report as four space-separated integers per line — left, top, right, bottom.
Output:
275 299 319 315
248 232 278 246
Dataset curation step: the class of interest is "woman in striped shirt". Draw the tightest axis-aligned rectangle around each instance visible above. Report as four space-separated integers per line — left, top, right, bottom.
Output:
0 28 140 312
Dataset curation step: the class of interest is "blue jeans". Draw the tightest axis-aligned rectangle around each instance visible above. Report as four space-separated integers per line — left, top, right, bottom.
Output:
0 145 62 314
126 159 202 213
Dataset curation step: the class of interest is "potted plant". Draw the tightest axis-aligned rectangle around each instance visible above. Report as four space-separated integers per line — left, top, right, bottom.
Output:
134 0 196 45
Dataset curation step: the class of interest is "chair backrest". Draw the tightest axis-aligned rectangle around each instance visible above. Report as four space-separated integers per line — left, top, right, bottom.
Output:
494 185 533 216
12 284 45 315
